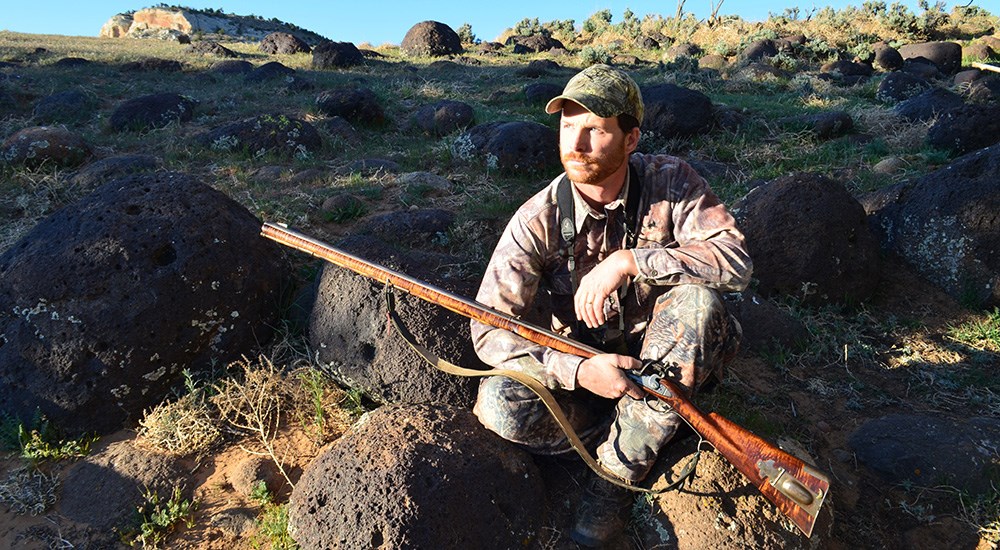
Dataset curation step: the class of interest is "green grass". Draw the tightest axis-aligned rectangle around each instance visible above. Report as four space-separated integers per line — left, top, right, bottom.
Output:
947 308 1000 352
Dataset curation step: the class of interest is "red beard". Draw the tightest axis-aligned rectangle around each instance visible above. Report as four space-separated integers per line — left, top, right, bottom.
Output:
561 147 627 185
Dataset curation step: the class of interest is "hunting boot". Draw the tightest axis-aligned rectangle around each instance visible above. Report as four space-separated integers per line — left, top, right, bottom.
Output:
570 475 633 547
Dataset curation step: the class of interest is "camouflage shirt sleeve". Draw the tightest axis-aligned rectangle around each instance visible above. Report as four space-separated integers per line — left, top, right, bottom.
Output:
629 154 752 291
470 183 584 391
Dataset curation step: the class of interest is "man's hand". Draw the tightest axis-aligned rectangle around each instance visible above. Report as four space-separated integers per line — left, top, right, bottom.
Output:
576 353 644 400
574 249 638 329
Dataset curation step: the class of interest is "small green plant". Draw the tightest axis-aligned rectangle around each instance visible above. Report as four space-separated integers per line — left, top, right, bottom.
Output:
296 368 329 437
253 503 298 550
341 388 370 418
125 486 197 548
0 413 96 464
249 479 273 506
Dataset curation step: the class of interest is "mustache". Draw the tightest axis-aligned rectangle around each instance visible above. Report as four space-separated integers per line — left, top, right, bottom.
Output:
561 152 599 165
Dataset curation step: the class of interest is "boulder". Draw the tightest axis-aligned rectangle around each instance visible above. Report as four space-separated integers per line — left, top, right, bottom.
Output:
927 103 1000 155
187 41 236 57
401 21 463 57
259 32 311 55
900 58 941 79
635 35 660 50
409 99 474 136
52 57 90 67
963 43 995 62
1 126 91 167
898 41 962 74
820 59 874 77
664 43 701 60
0 172 286 434
893 87 964 122
317 116 358 142
120 57 183 73
32 89 96 125
459 121 559 175
873 44 904 71
777 110 854 140
288 404 544 548
197 114 322 159
108 92 196 132
505 34 564 54
523 82 563 106
732 173 881 306
311 41 364 69
642 83 715 138
209 60 253 74
875 72 931 104
517 59 561 78
245 61 295 83
69 154 160 189
742 39 777 61
307 231 481 406
866 144 1000 307
850 414 1000 494
699 54 728 71
316 85 385 126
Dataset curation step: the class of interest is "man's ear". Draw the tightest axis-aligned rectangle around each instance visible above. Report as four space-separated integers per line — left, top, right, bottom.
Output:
625 127 640 153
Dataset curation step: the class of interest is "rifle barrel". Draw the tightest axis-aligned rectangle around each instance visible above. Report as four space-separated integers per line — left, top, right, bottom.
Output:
260 222 830 537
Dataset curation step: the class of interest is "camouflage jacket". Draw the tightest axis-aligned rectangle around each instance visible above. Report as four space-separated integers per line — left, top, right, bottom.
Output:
471 153 752 390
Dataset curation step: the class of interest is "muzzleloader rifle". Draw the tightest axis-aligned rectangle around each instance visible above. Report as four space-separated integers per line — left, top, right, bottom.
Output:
261 222 830 537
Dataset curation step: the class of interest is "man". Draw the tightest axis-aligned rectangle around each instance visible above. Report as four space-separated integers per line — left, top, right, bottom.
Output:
471 64 752 547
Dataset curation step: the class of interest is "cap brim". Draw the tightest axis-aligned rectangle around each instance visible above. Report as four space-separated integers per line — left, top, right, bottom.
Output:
545 96 570 115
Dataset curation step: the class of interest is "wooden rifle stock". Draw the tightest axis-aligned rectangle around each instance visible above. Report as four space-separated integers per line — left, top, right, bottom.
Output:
260 222 830 537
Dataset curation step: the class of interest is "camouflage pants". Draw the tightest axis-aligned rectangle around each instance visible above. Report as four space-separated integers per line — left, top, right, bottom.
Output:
474 284 740 483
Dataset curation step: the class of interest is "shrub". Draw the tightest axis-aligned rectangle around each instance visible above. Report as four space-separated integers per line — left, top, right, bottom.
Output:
579 45 612 65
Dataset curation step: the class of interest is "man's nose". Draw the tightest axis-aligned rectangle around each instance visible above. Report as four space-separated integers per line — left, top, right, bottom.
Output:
570 129 590 152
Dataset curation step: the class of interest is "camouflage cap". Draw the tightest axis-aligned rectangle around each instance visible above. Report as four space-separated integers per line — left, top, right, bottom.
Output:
545 64 643 124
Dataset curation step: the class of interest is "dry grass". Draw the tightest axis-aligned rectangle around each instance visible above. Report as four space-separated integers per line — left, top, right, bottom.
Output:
137 390 221 457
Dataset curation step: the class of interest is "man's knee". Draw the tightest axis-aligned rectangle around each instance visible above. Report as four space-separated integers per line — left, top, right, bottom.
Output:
656 284 725 325
473 376 543 442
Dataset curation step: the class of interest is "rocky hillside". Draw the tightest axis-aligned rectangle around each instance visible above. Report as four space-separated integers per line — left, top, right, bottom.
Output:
100 6 327 44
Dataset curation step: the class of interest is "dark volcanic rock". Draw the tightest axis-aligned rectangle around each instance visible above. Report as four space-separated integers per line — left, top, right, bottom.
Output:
777 110 854 139
108 92 196 132
867 144 1000 307
120 57 183 72
316 86 385 126
311 41 365 69
32 89 96 124
197 114 322 159
187 41 237 58
873 44 904 71
1 126 92 167
245 61 295 83
307 231 480 406
209 60 253 74
898 41 962 74
927 103 1000 156
642 83 715 138
876 72 931 104
893 87 964 122
732 173 881 306
409 100 474 135
0 172 286 434
724 291 810 354
523 82 563 106
505 34 565 54
460 121 559 175
288 404 544 548
850 414 1000 494
69 154 160 189
259 32 311 55
742 39 777 61
401 21 463 57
